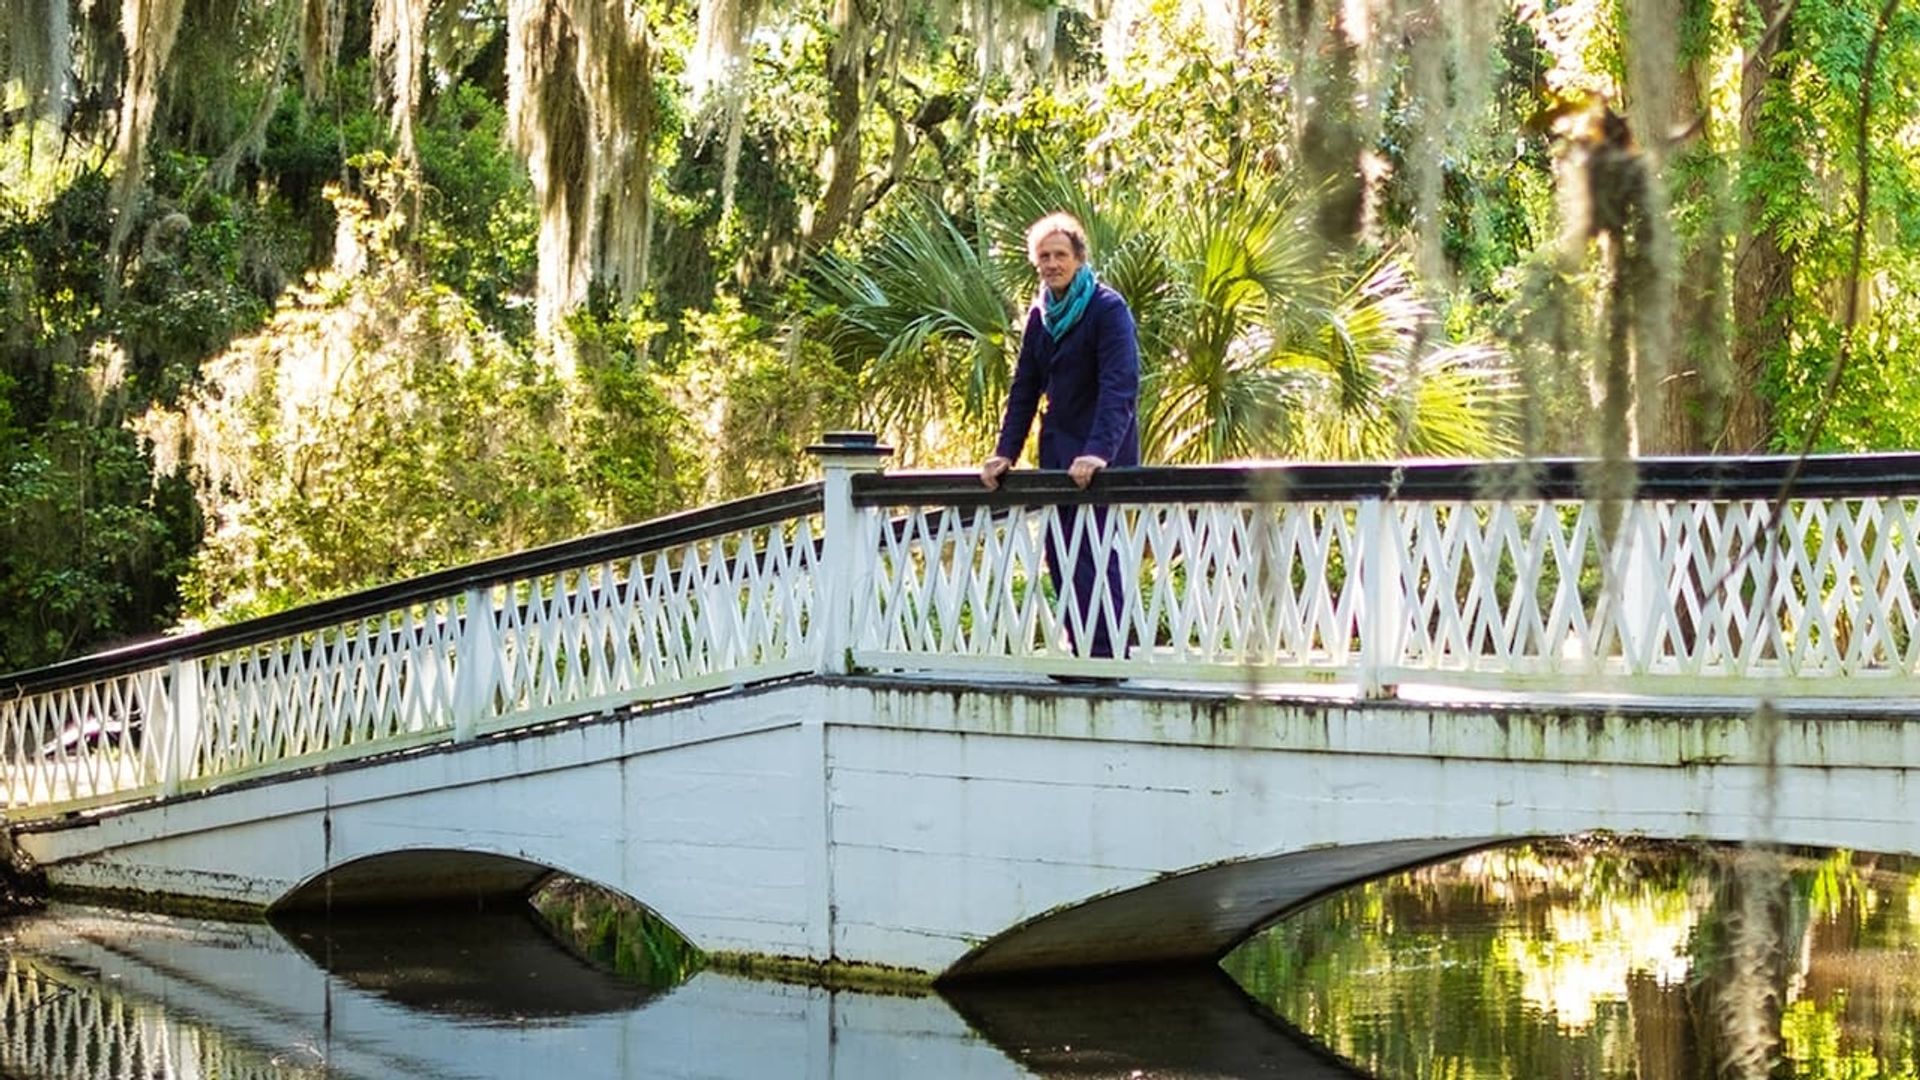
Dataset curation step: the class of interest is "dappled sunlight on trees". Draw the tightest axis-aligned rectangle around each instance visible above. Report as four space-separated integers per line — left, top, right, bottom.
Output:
137 177 591 623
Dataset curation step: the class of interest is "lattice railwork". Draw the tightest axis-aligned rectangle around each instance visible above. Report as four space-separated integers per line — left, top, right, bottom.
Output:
1343 495 1920 691
491 517 822 720
1394 499 1604 680
0 672 160 812
0 488 825 816
854 483 1920 695
194 598 467 780
857 501 1368 678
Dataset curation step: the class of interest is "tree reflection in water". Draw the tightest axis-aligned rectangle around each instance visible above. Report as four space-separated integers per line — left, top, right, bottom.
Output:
11 844 1920 1079
1224 838 1920 1080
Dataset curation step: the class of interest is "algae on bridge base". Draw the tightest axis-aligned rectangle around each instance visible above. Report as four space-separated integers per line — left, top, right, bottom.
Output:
704 950 937 994
41 882 265 922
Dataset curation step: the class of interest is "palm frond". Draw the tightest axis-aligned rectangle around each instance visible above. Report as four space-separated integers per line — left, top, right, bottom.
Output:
810 199 1019 436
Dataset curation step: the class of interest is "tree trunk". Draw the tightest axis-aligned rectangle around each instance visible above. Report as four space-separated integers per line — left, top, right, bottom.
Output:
804 0 867 253
1298 1 1364 251
1655 4 1728 456
1726 0 1794 453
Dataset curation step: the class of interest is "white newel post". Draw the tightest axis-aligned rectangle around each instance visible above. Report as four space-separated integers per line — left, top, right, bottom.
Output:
161 657 202 797
808 432 894 676
1357 498 1406 699
454 586 501 742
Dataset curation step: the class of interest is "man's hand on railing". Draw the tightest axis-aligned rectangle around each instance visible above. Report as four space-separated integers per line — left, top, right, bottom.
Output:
1069 455 1107 489
981 455 1013 491
981 454 1107 489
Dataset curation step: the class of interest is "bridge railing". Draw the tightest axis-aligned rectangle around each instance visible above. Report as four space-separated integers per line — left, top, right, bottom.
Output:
0 484 826 818
849 455 1920 695
10 449 1920 817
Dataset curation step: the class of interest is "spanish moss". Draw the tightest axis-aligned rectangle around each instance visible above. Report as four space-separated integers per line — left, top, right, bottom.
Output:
372 0 429 162
300 0 344 100
108 0 187 281
0 0 71 129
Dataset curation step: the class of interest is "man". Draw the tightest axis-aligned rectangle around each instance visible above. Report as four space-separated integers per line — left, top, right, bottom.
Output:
980 212 1141 660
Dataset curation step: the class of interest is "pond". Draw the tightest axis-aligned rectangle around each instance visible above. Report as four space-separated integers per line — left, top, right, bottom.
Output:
3 839 1916 1079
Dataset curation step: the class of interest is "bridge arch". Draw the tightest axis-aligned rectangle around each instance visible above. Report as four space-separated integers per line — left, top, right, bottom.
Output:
943 838 1503 980
943 818 1920 981
268 847 708 1005
271 848 558 912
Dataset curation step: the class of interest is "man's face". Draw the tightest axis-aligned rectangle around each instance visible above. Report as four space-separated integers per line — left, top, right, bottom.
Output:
1032 233 1082 294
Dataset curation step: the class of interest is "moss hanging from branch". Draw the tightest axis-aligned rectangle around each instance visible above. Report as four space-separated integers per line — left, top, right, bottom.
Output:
508 0 656 347
0 0 72 129
695 0 1054 247
372 0 429 162
300 0 344 100
688 0 759 217
690 0 758 107
964 0 1060 81
107 0 187 285
580 0 653 304
509 0 591 346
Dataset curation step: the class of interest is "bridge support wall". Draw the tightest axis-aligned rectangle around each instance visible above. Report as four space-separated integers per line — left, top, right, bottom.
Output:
19 680 1920 978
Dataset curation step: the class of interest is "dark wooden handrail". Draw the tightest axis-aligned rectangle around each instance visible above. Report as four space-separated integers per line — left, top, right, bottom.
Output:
855 454 1920 507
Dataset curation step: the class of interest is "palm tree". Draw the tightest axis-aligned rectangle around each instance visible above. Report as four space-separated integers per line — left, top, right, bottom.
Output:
812 163 1516 464
1129 166 1516 463
810 199 1020 456
1274 261 1515 460
1137 170 1325 462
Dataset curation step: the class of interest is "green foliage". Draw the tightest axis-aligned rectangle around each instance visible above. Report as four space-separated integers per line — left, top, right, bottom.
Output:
0 170 112 366
1374 14 1557 300
1772 313 1920 452
0 168 211 671
0 385 197 671
152 184 587 623
1762 0 1920 453
811 199 1017 459
414 82 539 340
569 298 696 523
1087 3 1295 196
664 294 861 500
114 152 285 393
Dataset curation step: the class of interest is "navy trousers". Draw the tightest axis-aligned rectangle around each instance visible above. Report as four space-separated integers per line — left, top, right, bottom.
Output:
1046 503 1128 659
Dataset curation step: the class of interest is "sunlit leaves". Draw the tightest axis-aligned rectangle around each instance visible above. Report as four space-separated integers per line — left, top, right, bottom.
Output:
143 181 591 624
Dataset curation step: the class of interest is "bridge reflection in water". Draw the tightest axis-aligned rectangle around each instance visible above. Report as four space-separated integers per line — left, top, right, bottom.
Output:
0 903 1358 1080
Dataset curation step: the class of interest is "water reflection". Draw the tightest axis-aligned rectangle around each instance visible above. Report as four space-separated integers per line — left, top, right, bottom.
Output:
14 840 1915 1079
274 907 657 1020
0 900 1354 1079
945 968 1367 1078
528 877 705 991
1224 839 1920 1080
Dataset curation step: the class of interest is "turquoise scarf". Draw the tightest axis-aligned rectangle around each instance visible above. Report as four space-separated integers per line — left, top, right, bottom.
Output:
1042 265 1096 341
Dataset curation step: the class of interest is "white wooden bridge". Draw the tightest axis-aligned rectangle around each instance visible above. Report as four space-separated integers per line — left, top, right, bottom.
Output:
7 437 1920 979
